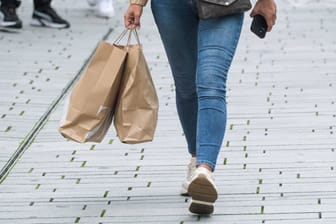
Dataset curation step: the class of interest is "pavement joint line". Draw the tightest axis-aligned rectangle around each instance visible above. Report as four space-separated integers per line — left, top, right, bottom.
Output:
0 28 114 184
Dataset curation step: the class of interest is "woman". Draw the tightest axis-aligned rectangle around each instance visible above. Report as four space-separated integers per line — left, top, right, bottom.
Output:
125 0 277 215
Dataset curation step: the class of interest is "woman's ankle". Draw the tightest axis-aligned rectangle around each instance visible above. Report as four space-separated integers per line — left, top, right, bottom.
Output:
198 164 213 172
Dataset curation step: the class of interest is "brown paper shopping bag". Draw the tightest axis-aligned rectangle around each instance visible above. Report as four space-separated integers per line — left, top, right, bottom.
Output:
114 32 159 144
59 40 127 143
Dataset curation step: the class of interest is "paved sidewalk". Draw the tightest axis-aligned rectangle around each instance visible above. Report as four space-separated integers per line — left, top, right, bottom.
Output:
1 0 336 223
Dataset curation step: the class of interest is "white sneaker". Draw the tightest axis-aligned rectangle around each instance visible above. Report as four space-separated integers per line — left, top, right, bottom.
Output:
188 167 218 215
95 0 115 18
180 157 196 196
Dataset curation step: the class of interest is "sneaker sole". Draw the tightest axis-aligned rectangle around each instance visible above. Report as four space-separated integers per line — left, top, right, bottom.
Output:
0 21 22 29
189 201 214 215
1 21 17 26
31 18 69 29
188 174 218 215
0 27 21 33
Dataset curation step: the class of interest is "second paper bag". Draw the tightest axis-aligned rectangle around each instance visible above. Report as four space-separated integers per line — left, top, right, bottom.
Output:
114 45 159 144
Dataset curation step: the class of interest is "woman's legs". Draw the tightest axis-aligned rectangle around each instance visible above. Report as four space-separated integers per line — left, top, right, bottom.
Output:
196 13 244 171
152 0 244 170
151 0 199 156
152 0 244 215
187 13 244 215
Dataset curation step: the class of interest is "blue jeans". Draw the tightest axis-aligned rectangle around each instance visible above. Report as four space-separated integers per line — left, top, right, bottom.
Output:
151 0 244 170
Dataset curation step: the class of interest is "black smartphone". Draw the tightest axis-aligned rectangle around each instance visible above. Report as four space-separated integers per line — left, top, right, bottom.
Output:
251 14 268 39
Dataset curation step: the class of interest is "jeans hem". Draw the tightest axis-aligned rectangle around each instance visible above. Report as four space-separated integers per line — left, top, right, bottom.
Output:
196 160 216 171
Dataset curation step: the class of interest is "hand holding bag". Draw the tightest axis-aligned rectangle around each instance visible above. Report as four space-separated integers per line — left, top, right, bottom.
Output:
196 0 252 20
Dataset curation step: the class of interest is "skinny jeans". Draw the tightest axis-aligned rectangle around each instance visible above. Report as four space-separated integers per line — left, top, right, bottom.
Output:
151 0 244 170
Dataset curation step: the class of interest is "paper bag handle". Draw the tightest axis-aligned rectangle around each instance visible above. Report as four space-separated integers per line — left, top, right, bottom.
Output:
114 29 141 46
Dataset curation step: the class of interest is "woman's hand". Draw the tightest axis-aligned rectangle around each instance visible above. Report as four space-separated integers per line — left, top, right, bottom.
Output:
124 4 144 29
250 0 277 32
